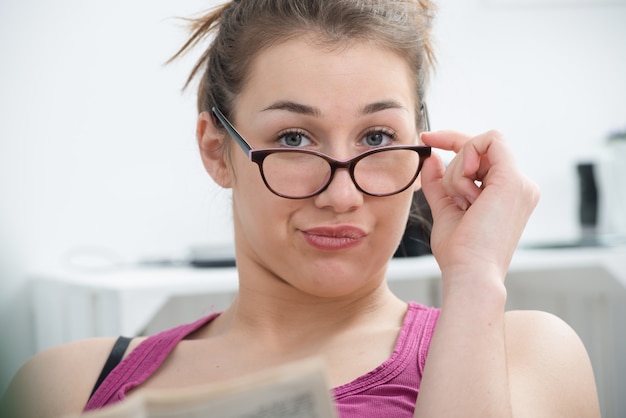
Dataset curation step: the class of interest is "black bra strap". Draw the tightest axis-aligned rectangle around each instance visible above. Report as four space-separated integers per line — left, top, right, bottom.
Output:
89 336 132 399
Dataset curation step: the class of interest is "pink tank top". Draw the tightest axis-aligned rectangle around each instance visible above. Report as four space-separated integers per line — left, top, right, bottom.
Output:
84 301 439 417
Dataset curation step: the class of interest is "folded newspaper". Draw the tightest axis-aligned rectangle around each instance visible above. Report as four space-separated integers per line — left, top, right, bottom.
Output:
68 357 338 418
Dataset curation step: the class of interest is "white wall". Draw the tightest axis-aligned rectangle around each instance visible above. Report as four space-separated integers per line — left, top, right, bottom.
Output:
0 0 231 391
1 0 625 393
429 0 626 243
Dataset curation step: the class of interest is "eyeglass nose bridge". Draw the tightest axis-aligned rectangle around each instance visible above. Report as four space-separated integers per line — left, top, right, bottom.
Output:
311 156 368 197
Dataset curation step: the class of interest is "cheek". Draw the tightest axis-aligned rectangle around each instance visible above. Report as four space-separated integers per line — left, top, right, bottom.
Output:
386 192 415 238
228 148 271 201
231 171 269 226
230 164 293 243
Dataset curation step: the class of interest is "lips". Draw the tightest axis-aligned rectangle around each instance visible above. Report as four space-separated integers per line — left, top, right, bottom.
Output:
301 226 367 251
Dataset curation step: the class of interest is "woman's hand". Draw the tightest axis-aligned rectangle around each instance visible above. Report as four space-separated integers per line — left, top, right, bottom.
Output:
419 130 540 284
414 130 601 418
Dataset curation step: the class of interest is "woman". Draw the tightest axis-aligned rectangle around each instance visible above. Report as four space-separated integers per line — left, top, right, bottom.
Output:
1 0 600 417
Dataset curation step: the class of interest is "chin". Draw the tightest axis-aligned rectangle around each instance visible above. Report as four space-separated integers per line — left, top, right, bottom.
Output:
292 256 388 297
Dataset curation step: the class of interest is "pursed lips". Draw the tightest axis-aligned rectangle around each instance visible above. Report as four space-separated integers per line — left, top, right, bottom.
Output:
300 226 367 251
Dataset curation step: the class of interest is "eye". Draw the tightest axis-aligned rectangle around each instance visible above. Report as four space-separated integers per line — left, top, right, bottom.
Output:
361 128 396 147
277 129 312 147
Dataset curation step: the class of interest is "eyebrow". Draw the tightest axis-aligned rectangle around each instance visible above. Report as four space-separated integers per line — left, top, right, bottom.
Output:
261 99 407 117
361 100 407 115
262 101 322 117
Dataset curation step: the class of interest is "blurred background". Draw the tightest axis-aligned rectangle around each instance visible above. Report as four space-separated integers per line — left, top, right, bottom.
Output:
1 0 625 414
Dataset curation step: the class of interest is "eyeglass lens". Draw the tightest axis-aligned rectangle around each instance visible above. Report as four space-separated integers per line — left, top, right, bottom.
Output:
260 148 422 198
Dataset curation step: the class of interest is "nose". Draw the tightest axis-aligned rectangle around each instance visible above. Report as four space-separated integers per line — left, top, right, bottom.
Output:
313 168 364 212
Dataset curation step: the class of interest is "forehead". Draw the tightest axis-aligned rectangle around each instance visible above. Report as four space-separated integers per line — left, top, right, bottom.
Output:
237 36 417 115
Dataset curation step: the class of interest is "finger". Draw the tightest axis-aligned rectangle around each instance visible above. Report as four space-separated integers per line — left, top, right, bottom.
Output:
431 133 483 206
442 152 482 210
461 130 516 181
420 148 473 213
422 130 516 211
421 130 486 203
420 150 453 213
420 130 471 153
423 130 514 179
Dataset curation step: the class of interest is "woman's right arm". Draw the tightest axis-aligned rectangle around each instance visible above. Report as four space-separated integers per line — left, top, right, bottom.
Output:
414 130 599 417
0 338 118 418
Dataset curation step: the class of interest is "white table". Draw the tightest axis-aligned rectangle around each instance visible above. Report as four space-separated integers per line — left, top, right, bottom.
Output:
31 245 626 417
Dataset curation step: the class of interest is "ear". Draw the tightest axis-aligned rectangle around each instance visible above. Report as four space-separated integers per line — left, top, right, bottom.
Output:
197 111 232 188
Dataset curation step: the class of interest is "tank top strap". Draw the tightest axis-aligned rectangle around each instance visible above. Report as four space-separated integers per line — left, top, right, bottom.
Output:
409 301 439 376
84 312 220 411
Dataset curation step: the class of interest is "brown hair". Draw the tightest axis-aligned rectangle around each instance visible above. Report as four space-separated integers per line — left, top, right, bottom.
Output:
169 0 436 129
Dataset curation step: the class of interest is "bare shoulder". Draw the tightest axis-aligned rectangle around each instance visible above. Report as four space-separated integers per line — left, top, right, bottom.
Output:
1 337 136 418
505 310 601 418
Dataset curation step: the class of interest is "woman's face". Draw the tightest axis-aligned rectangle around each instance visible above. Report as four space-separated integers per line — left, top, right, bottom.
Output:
224 37 421 298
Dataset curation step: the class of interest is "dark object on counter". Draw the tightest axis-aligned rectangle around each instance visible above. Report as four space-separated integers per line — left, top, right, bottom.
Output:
577 162 599 232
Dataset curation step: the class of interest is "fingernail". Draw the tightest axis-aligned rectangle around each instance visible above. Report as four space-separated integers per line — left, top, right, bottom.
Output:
454 197 468 211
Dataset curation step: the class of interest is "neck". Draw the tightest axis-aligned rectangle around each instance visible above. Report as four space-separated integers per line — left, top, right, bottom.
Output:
213 264 406 351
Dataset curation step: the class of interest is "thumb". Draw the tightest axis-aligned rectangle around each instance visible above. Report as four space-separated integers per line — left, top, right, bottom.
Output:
419 150 449 215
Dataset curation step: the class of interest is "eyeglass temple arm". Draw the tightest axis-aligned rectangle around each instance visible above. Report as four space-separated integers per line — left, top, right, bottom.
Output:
211 107 253 155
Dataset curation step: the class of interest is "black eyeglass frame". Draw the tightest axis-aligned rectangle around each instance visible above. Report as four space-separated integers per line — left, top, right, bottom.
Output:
211 105 432 199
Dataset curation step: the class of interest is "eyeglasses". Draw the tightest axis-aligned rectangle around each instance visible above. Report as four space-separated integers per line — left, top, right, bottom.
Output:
211 105 432 199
